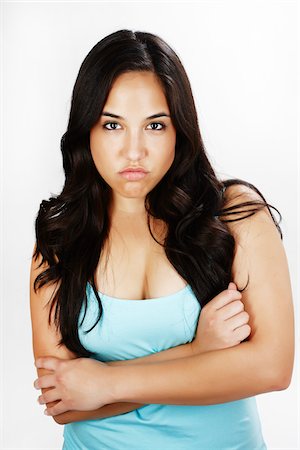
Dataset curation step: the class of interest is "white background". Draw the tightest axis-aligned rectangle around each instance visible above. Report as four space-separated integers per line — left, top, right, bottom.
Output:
1 1 299 449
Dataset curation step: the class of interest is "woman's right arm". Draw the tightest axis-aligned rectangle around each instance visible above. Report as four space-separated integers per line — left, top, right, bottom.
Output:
30 244 144 424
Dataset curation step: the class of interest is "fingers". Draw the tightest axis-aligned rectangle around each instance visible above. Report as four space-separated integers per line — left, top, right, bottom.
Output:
210 288 242 311
38 388 61 405
221 300 245 320
233 324 251 342
34 374 56 390
35 356 61 371
226 310 250 330
44 400 69 416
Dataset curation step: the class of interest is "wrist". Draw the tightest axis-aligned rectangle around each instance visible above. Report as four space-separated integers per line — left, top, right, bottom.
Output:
190 340 206 355
107 364 126 403
106 360 123 366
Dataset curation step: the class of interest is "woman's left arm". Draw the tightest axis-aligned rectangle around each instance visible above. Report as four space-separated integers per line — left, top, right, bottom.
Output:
35 186 295 413
110 186 294 405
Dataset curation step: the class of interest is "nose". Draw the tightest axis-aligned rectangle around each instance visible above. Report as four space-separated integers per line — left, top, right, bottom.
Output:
122 128 147 161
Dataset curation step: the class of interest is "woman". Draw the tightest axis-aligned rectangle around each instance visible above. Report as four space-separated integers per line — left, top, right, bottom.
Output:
30 29 294 449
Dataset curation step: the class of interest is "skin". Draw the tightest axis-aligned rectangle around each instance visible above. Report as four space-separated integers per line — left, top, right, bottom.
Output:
31 71 294 420
90 70 176 220
89 71 181 299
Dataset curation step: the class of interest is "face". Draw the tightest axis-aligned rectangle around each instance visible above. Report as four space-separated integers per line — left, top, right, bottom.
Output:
90 71 176 211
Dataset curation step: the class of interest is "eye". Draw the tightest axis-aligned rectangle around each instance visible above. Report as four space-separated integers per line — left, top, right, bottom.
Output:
147 122 166 131
102 121 121 130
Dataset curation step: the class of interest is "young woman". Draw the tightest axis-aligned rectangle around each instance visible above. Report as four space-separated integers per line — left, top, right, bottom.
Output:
30 29 294 449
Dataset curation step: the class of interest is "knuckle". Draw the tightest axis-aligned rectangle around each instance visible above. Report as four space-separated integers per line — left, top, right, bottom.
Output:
227 288 242 298
224 335 233 345
225 336 236 347
235 300 244 310
238 324 251 340
225 290 233 299
64 394 75 410
245 324 251 335
243 311 250 321
59 359 66 369
56 372 64 384
202 304 210 314
207 317 216 328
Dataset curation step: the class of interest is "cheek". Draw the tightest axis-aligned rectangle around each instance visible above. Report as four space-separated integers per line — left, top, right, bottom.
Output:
90 148 116 189
156 136 176 172
160 151 175 174
92 150 115 183
90 132 113 170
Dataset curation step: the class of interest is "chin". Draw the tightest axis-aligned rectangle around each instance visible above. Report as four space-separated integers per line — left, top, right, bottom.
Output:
121 188 150 198
120 180 155 195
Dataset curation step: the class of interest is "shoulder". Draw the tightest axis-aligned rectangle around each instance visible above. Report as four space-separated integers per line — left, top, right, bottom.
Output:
221 181 281 242
220 181 283 289
222 181 267 218
223 181 263 207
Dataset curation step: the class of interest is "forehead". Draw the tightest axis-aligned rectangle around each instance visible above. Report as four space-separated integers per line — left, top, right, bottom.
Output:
104 71 169 110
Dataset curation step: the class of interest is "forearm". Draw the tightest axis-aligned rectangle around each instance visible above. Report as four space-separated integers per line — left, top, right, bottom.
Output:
107 342 193 366
53 401 144 424
110 341 289 406
53 342 194 424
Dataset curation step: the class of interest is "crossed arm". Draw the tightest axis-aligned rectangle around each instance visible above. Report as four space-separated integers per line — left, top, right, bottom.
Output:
31 188 295 424
36 343 195 424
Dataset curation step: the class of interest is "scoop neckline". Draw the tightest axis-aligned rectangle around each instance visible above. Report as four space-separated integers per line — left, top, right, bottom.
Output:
89 283 191 302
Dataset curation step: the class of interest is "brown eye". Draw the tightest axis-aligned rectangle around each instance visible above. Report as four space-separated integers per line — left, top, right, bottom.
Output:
103 122 121 130
147 122 166 131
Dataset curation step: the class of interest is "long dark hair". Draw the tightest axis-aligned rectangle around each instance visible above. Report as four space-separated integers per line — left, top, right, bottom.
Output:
33 29 282 357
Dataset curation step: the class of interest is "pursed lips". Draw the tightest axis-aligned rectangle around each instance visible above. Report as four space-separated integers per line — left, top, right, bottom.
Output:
119 167 149 173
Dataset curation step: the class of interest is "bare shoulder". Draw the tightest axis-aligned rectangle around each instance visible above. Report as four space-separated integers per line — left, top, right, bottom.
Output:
220 185 287 296
222 182 277 229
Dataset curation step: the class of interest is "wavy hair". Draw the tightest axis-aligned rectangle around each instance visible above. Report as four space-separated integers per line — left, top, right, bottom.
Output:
33 29 282 357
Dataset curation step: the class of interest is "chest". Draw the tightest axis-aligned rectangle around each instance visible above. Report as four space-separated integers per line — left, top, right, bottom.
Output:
95 228 187 300
79 282 201 360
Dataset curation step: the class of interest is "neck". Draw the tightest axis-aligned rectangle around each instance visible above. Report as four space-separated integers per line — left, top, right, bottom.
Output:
108 190 149 221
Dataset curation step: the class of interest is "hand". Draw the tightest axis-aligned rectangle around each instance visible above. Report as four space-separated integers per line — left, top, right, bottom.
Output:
191 282 251 354
34 356 115 416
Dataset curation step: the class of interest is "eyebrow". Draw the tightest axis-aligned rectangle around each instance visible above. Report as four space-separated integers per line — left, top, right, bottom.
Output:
101 111 170 120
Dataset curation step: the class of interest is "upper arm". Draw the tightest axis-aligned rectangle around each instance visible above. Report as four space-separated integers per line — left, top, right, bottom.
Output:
30 245 146 424
223 184 294 385
29 244 77 421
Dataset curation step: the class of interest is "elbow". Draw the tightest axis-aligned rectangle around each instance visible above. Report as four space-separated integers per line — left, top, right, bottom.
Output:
253 338 295 393
53 415 69 425
272 369 293 391
264 359 294 392
45 401 70 425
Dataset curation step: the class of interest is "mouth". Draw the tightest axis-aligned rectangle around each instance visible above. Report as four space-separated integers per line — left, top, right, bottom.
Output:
118 170 149 181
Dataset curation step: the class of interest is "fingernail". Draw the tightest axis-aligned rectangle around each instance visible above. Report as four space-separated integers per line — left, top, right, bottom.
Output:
44 409 49 415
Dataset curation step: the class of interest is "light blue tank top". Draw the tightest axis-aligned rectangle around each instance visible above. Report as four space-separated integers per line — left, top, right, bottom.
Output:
63 282 267 450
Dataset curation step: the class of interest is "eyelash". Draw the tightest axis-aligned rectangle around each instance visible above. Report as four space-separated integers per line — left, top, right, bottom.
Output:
102 121 166 131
